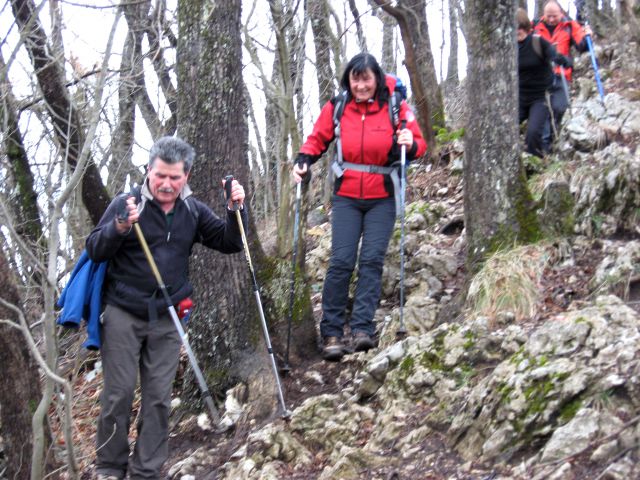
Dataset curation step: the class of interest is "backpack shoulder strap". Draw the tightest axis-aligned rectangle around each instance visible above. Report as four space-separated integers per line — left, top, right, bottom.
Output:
332 90 348 128
184 196 200 224
532 34 544 60
388 90 402 131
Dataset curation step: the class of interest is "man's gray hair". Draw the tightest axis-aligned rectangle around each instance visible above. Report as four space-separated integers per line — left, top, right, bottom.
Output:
148 136 196 173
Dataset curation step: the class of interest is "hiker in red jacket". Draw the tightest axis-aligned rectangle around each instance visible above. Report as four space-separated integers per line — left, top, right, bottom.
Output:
533 0 592 145
293 53 426 361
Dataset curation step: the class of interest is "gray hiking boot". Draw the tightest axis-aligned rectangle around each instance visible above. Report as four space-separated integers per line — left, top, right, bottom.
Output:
322 336 345 361
352 331 375 352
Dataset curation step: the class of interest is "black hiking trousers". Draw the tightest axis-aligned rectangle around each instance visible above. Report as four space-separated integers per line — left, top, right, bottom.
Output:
321 194 396 339
519 94 551 158
543 78 570 147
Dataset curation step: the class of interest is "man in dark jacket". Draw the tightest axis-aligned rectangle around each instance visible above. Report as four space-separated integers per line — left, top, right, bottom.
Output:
87 136 246 480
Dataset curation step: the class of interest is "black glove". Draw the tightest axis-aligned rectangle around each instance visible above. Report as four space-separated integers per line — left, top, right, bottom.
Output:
555 55 573 68
294 154 312 184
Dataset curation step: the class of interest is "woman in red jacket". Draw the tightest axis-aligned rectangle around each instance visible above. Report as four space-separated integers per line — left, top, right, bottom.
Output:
293 53 426 361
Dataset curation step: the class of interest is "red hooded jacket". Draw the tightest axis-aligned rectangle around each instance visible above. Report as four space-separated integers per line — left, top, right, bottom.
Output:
298 76 427 200
533 17 588 81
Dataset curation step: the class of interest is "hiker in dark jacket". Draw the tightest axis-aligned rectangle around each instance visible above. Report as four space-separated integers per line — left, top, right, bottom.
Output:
533 0 592 145
293 53 426 361
517 8 571 157
87 136 246 480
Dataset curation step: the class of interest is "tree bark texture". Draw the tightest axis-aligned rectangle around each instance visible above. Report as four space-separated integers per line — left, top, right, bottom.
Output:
534 0 545 19
348 0 367 52
10 0 110 225
269 0 316 366
377 7 397 73
446 0 459 87
111 0 148 195
463 0 539 268
308 0 335 105
0 252 46 480
307 0 338 205
0 54 43 245
177 0 292 417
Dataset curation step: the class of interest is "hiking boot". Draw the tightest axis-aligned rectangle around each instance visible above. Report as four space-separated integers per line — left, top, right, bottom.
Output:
96 475 120 480
322 336 345 361
352 332 375 352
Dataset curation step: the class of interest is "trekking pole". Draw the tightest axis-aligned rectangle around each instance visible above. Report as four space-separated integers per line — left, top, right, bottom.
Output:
224 175 291 418
559 66 571 111
126 217 221 424
396 120 408 339
585 33 605 105
281 180 302 375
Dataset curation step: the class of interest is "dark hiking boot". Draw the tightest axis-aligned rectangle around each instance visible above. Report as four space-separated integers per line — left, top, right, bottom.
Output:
352 332 375 352
322 336 345 361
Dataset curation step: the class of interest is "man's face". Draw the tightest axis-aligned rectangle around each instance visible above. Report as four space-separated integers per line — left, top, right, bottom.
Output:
544 3 563 26
147 158 188 210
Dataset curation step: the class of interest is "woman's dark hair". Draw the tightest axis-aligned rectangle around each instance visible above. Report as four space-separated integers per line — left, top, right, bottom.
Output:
516 8 532 32
339 53 387 104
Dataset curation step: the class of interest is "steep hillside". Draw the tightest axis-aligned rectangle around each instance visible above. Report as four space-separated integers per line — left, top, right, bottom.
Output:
45 33 640 480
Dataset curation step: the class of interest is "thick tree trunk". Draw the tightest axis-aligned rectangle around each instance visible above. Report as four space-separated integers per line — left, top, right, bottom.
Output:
10 0 110 225
463 0 539 268
374 0 443 150
177 0 316 418
178 0 260 404
0 252 46 480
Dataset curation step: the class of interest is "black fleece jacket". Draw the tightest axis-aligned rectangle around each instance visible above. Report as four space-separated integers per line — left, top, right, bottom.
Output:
518 34 564 102
86 183 246 319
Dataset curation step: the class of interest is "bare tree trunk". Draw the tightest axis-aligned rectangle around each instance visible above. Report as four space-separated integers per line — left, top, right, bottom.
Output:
111 0 149 195
0 252 45 480
0 54 43 245
307 0 338 205
373 0 443 151
347 0 367 52
534 0 545 19
446 0 459 87
269 0 302 256
376 7 397 73
11 0 110 224
617 0 640 38
463 0 539 268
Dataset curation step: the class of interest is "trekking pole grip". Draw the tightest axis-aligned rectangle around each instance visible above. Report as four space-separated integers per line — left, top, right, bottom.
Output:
224 175 238 211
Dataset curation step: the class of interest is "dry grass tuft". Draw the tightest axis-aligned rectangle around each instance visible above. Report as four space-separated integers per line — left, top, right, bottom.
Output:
466 243 553 325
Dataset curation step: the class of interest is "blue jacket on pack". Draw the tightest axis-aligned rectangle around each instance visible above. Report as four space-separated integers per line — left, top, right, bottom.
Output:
56 250 107 350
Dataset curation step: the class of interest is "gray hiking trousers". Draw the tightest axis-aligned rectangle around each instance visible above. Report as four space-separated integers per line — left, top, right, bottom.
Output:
95 304 181 479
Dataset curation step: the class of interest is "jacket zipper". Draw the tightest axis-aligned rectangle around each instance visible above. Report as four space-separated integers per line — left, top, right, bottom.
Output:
360 106 366 198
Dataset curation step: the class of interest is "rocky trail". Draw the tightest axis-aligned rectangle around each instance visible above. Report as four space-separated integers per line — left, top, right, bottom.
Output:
57 33 640 480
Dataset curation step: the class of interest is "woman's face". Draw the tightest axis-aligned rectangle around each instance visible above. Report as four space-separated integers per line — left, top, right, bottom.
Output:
349 68 377 102
517 27 528 42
